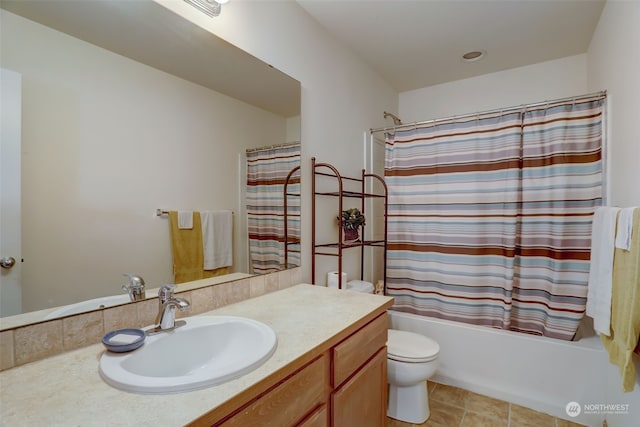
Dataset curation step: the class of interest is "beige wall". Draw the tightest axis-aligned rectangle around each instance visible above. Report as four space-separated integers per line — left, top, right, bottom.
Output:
587 0 640 208
399 54 588 121
1 10 288 311
587 1 640 424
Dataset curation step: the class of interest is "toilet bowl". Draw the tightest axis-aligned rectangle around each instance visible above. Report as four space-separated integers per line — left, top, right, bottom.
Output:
386 329 440 424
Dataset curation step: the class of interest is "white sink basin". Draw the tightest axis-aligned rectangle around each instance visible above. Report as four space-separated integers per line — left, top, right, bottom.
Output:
44 294 132 319
99 316 277 394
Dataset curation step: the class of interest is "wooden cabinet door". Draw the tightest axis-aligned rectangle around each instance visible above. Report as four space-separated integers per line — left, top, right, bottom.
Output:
332 348 387 427
297 405 328 427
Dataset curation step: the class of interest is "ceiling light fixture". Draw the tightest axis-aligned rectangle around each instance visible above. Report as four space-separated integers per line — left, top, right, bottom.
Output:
184 0 229 18
462 50 486 62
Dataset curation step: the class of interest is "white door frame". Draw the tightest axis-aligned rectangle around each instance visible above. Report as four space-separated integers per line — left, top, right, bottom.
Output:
1 68 23 316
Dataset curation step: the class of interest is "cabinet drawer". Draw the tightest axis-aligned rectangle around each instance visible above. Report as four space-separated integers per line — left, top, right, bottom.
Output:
332 312 387 387
220 354 329 427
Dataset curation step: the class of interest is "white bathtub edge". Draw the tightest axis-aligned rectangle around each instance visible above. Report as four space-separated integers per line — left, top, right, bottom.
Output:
388 310 608 427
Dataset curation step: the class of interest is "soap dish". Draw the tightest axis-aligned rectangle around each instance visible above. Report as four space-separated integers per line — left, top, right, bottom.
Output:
102 328 146 353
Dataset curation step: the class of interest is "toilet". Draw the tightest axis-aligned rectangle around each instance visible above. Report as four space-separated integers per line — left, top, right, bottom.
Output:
327 276 440 423
386 329 440 423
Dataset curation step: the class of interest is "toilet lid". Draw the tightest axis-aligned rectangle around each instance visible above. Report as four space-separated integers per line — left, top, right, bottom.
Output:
387 329 440 363
346 280 374 293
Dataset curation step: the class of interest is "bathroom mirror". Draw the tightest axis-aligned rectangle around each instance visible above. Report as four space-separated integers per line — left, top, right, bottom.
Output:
0 0 301 325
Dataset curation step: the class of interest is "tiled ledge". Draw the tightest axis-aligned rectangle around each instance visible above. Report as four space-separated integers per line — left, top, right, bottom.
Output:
0 268 301 371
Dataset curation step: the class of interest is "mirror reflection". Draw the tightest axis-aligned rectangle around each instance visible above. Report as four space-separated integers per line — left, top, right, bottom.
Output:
0 0 301 323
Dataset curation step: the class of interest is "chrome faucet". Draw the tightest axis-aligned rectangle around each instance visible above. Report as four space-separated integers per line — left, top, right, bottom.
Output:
153 285 190 332
122 273 146 301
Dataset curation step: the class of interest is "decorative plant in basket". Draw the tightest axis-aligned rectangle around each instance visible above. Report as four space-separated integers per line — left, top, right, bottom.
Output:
338 208 366 242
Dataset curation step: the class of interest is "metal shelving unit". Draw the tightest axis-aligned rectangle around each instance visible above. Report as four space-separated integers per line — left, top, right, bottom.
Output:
311 157 388 291
283 165 301 269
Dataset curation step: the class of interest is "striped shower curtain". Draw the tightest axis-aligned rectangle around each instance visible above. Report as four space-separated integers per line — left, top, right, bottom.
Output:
385 98 604 340
246 143 301 274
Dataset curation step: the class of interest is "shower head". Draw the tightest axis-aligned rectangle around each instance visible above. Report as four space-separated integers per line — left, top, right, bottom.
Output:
384 111 403 126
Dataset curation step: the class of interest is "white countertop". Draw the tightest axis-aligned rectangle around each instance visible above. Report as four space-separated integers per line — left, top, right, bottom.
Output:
0 284 393 426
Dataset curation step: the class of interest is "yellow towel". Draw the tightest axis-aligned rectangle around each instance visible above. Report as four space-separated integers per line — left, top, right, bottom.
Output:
204 266 230 278
169 211 205 283
601 208 640 392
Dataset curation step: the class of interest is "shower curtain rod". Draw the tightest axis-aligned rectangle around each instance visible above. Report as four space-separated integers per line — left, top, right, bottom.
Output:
370 90 607 134
245 141 300 153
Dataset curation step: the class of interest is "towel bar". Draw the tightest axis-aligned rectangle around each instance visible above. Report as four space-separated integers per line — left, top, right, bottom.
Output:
155 209 233 216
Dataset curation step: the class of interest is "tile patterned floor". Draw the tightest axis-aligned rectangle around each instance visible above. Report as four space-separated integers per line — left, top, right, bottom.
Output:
386 381 586 427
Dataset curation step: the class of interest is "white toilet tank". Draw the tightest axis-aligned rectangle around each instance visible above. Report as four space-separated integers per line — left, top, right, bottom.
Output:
345 280 374 293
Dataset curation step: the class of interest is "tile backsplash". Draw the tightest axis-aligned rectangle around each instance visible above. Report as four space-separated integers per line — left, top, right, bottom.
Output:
0 268 301 371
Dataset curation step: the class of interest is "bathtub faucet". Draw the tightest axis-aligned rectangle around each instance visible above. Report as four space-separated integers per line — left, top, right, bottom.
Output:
122 273 145 301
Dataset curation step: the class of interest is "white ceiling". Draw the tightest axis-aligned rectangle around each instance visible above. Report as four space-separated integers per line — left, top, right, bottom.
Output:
3 0 606 111
297 0 606 92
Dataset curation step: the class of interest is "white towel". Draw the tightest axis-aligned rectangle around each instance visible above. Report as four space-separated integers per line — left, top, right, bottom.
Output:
178 211 193 229
586 206 621 336
201 210 233 270
615 207 636 251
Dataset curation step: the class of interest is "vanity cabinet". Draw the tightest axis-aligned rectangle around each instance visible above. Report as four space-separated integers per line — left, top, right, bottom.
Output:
331 313 388 427
193 311 388 427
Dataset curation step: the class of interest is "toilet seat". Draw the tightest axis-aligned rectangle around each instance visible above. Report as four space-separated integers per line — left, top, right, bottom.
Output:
387 329 440 363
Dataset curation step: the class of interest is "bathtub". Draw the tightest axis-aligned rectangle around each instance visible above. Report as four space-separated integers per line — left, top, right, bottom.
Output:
388 310 611 427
